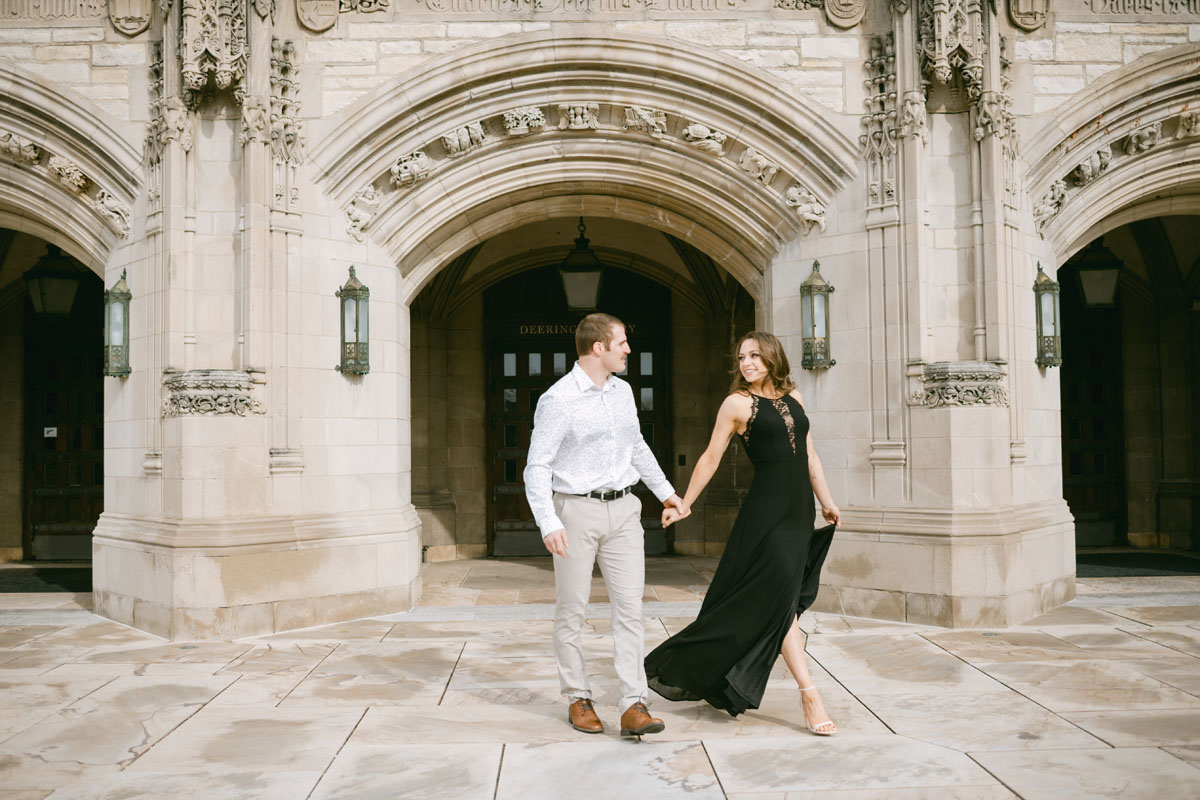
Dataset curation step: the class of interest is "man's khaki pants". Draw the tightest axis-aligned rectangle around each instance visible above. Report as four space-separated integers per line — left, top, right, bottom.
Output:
551 491 647 713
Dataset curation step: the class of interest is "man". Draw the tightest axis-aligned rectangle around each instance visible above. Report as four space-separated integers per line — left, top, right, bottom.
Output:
524 312 688 738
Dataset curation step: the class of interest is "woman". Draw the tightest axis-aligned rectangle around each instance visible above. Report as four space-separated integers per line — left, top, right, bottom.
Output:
646 331 841 734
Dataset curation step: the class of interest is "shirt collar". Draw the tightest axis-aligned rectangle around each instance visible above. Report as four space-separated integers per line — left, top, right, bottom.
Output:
571 361 614 393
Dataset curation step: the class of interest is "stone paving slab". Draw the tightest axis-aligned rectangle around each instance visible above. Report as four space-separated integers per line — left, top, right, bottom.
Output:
0 567 1197 798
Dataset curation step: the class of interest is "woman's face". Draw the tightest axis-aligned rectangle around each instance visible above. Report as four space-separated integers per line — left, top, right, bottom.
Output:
737 339 768 384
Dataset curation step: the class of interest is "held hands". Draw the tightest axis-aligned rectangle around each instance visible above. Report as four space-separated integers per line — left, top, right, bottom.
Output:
661 494 691 528
821 503 841 526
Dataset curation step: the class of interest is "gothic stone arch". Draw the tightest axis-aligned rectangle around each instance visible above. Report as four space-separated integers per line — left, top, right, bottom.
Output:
308 31 860 305
0 61 142 272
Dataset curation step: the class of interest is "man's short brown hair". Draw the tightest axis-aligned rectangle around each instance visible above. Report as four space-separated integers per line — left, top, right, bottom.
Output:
575 312 625 356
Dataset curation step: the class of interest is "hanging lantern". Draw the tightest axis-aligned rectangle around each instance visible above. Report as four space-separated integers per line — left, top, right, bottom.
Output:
557 217 605 314
103 269 131 377
23 244 81 317
1033 261 1062 368
336 266 369 375
799 260 835 370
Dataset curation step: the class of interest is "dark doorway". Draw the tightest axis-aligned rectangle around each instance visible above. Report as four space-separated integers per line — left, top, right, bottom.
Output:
1059 253 1126 548
23 268 104 561
485 266 672 557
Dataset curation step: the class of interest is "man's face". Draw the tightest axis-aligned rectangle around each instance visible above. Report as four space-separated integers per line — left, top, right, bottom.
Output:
597 323 630 374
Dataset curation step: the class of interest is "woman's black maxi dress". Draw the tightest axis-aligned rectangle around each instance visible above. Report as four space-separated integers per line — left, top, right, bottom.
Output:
645 392 836 717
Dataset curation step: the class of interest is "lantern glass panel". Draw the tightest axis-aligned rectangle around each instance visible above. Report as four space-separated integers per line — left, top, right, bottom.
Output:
109 300 125 345
358 297 369 343
343 298 355 344
1040 291 1056 337
801 295 814 339
814 293 827 338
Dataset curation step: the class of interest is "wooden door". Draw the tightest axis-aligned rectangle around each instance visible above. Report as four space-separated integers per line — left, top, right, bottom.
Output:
485 266 672 556
23 276 104 560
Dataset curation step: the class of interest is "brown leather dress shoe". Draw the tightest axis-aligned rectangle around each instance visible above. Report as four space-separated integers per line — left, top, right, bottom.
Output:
619 701 665 739
568 698 603 734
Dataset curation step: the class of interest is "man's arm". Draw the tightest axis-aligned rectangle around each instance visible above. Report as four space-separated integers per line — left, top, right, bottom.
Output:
523 392 568 537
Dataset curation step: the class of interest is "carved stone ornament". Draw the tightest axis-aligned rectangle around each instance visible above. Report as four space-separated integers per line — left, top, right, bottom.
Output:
503 106 546 137
1126 121 1163 155
162 369 264 417
890 0 910 12
910 361 1009 408
108 0 152 35
974 91 1015 142
296 0 338 31
785 184 827 234
181 0 248 106
900 91 928 143
824 0 865 28
389 151 432 187
558 103 599 131
1070 145 1112 186
774 0 822 8
442 122 487 156
345 184 379 241
339 0 388 10
270 38 305 165
0 130 41 165
253 0 274 17
92 189 131 237
917 0 986 99
738 147 780 184
1178 111 1200 139
239 96 270 145
1033 179 1067 231
683 122 727 156
48 156 89 194
623 106 668 139
1008 0 1048 32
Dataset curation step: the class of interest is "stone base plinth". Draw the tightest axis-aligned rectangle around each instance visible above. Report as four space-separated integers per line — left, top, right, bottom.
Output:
811 500 1077 628
92 508 422 640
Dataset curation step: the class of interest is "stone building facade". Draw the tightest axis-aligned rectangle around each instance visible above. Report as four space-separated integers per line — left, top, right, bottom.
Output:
0 1 1197 639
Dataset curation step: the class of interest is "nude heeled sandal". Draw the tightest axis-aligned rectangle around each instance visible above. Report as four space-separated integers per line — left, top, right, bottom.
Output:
799 686 837 736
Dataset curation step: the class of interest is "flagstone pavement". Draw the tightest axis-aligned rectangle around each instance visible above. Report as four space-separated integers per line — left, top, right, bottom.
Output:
1 557 1199 799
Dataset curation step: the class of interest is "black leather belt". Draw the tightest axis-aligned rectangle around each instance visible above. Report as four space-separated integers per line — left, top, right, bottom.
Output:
580 485 635 501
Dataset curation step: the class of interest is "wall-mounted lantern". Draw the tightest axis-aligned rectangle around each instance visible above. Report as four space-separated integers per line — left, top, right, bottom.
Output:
1033 261 1062 368
23 244 81 317
799 260 835 370
336 266 369 375
557 217 605 314
103 269 131 378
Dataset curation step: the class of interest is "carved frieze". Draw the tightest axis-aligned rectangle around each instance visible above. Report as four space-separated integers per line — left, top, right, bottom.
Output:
786 184 826 234
339 0 388 10
503 106 546 137
910 361 1009 408
389 151 433 187
1033 179 1067 231
738 148 779 184
442 122 487 156
181 0 248 107
824 0 865 28
48 156 89 194
683 122 726 156
92 190 132 237
109 0 152 35
1 0 103 19
297 0 338 31
559 103 600 131
623 106 668 139
1178 111 1200 139
345 184 379 241
1008 0 1048 31
162 370 265 417
775 0 822 8
0 131 41 165
1126 121 1162 155
1070 145 1112 186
